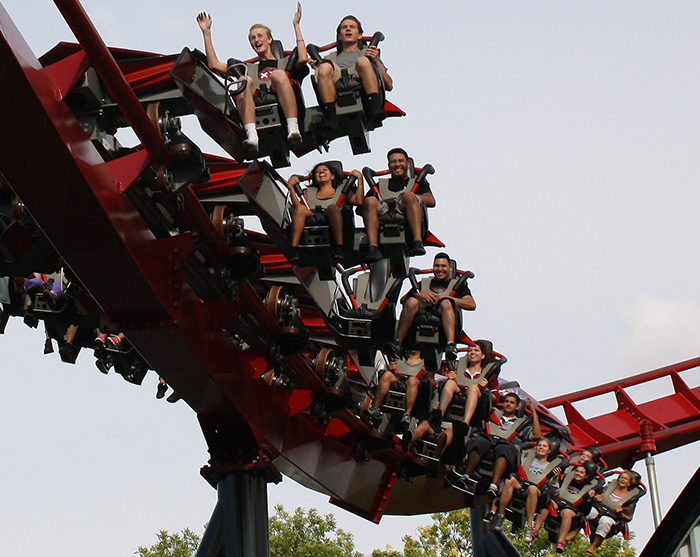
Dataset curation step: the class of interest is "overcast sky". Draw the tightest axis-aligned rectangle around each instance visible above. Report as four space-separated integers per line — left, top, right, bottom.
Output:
1 0 699 555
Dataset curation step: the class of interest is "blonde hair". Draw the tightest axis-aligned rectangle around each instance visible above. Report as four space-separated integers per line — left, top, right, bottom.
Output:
249 24 272 39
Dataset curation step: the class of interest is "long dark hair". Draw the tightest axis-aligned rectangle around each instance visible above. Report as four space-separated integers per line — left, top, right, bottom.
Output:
310 162 342 189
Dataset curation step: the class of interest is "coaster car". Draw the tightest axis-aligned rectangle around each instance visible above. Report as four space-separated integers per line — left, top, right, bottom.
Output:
404 262 475 371
306 32 405 155
542 460 605 542
584 470 646 543
505 440 570 529
330 258 404 364
361 160 443 276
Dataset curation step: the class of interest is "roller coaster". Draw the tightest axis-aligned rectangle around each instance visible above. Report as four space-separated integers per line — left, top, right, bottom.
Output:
2 2 700 556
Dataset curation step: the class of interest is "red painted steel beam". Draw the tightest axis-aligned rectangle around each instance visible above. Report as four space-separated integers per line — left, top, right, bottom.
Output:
541 356 700 408
52 0 171 167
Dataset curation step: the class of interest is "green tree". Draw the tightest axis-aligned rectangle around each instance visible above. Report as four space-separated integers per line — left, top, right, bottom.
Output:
136 528 201 557
392 509 636 557
269 504 362 557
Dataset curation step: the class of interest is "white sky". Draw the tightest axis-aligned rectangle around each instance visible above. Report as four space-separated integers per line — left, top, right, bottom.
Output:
1 0 699 555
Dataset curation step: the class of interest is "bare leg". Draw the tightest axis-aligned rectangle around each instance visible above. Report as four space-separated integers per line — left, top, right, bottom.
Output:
396 297 420 343
587 534 604 553
359 197 380 247
324 204 344 246
234 76 257 126
498 477 520 515
354 56 379 94
405 376 419 414
462 384 481 424
373 371 398 408
525 485 541 527
270 70 298 118
558 509 575 545
491 456 508 486
437 298 456 343
290 206 313 246
399 192 424 242
438 380 460 414
315 62 337 103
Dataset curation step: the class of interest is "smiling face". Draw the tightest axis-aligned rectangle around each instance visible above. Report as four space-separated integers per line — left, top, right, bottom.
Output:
432 257 452 281
313 164 335 186
388 152 409 180
467 344 485 366
248 26 273 56
573 465 587 482
618 471 634 488
535 439 552 458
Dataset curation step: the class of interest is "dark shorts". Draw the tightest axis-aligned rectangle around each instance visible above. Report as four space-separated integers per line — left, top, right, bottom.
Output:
467 434 519 471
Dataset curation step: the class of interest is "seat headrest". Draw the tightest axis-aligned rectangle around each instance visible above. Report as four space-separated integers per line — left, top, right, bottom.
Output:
271 40 284 61
368 258 391 303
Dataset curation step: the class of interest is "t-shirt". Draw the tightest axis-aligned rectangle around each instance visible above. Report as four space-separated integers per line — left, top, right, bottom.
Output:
336 50 363 72
428 277 471 300
529 458 549 477
367 176 432 199
255 58 308 84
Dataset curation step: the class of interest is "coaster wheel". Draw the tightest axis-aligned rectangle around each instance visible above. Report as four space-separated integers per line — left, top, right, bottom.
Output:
314 347 335 380
266 285 285 319
146 102 165 141
212 205 228 241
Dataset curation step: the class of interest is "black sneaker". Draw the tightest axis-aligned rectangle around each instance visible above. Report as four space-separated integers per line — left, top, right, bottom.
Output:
385 338 403 361
444 342 458 361
167 392 181 403
486 484 499 500
156 382 168 399
95 359 110 374
490 513 505 532
430 408 443 430
483 510 495 523
401 430 413 453
44 338 54 354
409 240 425 256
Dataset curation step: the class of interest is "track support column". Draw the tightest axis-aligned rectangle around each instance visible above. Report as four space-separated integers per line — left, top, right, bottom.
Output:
196 465 281 557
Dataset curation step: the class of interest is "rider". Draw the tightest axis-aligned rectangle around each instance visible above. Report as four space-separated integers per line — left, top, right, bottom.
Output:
386 252 475 361
287 162 363 261
360 147 436 261
585 470 639 554
365 349 424 428
449 393 541 502
310 15 393 131
196 3 309 152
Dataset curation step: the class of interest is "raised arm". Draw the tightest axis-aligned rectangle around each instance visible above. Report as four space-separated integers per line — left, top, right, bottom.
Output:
528 397 542 440
196 12 228 75
292 2 309 66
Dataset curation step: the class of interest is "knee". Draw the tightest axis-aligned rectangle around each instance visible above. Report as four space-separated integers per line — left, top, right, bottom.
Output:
406 377 418 388
270 69 289 86
324 204 340 217
355 55 371 72
363 196 379 211
403 297 420 312
438 298 454 313
317 61 334 79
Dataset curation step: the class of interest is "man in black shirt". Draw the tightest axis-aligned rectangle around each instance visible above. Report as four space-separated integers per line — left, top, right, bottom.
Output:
360 148 436 261
387 252 475 360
